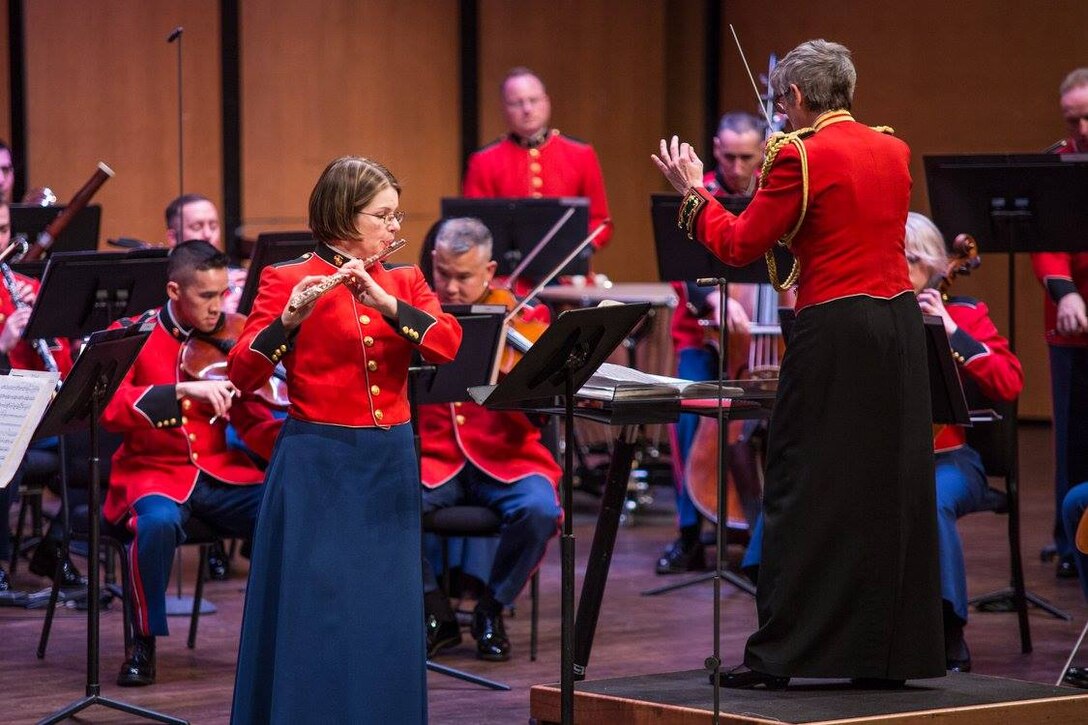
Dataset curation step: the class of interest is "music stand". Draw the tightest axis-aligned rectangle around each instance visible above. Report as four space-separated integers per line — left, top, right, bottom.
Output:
22 250 169 340
9 202 101 260
471 302 651 725
236 231 315 315
440 197 590 279
33 324 188 725
925 153 1083 619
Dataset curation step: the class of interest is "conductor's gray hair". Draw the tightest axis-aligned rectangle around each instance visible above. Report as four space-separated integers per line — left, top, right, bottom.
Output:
770 39 857 114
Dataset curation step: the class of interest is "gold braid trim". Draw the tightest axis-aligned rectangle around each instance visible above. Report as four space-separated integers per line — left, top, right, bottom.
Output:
869 125 896 135
677 188 707 239
759 128 813 291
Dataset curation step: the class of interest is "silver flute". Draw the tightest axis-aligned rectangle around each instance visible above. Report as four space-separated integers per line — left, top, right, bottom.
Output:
286 238 407 313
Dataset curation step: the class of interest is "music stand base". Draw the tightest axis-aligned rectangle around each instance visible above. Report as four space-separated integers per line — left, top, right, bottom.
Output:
37 693 189 725
640 569 755 597
426 661 510 691
970 587 1071 621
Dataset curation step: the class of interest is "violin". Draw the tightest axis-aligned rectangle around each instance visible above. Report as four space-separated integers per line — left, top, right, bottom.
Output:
927 234 980 293
478 287 549 375
180 312 289 409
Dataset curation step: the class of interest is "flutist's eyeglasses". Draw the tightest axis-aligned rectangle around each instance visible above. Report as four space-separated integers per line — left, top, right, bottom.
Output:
359 210 405 226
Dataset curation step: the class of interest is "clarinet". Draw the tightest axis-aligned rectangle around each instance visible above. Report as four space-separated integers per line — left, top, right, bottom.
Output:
1 238 60 373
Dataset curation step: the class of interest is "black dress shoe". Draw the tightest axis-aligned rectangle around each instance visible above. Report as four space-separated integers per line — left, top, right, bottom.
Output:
206 541 229 581
945 625 972 672
117 635 156 687
426 614 462 658
29 540 88 588
656 539 707 575
472 604 511 662
1063 666 1088 689
1057 554 1078 579
0 567 10 592
712 664 789 690
851 678 907 689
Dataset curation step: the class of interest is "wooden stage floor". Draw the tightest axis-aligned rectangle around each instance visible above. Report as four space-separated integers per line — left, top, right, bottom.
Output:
2 422 1088 724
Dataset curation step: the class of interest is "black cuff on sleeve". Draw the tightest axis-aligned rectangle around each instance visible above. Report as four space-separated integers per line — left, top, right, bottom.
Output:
136 384 182 428
949 328 988 365
1046 279 1079 305
684 282 712 317
387 302 438 345
251 317 297 364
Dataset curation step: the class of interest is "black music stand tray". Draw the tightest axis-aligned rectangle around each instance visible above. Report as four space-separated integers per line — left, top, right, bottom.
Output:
925 152 1086 620
9 203 102 279
22 250 169 340
470 302 651 725
236 231 315 315
33 324 188 725
408 304 509 691
439 197 590 279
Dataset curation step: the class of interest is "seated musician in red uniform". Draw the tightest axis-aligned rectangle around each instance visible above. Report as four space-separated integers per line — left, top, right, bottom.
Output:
658 111 766 574
906 212 1023 672
463 67 613 255
0 198 82 591
420 216 561 661
101 240 280 687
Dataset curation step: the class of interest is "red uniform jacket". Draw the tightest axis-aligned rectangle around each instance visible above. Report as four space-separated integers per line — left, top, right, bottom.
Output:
1030 143 1088 347
689 111 913 311
229 243 462 428
0 270 74 375
418 401 562 489
933 297 1023 452
101 306 278 524
463 130 613 249
671 172 759 352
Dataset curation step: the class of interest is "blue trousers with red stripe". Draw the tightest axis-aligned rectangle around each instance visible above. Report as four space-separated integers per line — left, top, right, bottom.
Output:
125 473 263 637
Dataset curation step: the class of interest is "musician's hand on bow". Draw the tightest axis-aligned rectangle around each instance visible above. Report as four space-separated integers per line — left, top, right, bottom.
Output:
281 275 326 330
706 292 751 335
1056 292 1088 337
341 259 398 318
651 135 705 194
917 288 958 336
177 379 238 421
0 306 31 354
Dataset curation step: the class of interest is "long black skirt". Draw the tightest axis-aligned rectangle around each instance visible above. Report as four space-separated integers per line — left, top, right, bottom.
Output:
231 419 426 724
744 292 945 680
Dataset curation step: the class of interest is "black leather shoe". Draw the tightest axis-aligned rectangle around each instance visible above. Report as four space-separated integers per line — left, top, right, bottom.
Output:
0 567 10 592
1057 554 1078 579
29 540 88 588
472 604 511 662
206 541 229 581
117 635 156 687
1063 666 1088 689
945 630 972 672
851 678 907 689
656 539 707 575
426 614 462 658
712 664 789 690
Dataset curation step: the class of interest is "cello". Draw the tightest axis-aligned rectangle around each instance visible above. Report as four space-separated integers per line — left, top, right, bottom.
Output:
683 284 785 530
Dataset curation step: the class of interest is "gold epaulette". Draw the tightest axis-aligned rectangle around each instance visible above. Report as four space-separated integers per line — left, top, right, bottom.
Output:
757 128 813 291
870 125 895 135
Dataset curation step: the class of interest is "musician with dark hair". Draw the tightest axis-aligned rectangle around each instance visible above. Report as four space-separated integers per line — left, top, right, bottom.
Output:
100 239 277 687
0 139 14 204
229 157 461 724
654 39 944 688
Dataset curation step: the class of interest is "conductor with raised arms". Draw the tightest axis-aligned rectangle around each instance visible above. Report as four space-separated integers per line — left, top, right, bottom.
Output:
653 39 943 689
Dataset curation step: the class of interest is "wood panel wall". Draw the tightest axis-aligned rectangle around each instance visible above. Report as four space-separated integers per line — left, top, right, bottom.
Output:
239 0 461 257
0 0 10 146
11 0 1086 416
717 0 1088 418
22 1 221 247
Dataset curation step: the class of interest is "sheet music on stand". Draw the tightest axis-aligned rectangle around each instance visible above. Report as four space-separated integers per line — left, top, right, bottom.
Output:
0 369 60 488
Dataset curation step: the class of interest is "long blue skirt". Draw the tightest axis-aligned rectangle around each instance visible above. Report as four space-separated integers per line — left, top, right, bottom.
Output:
231 419 426 724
